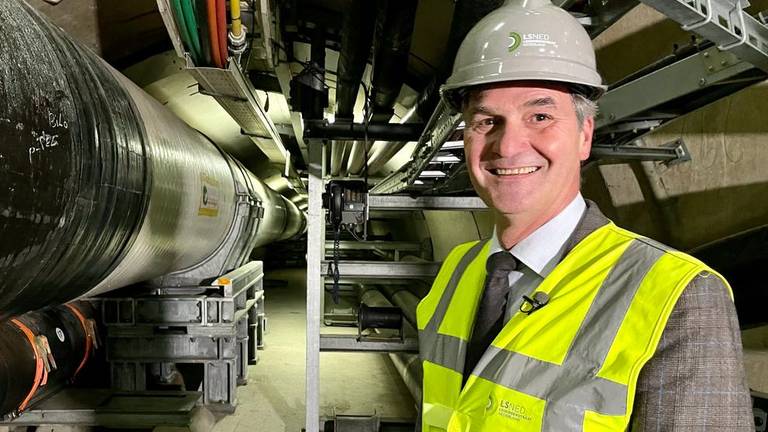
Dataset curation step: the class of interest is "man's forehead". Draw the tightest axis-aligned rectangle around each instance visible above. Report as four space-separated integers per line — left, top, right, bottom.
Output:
467 81 571 106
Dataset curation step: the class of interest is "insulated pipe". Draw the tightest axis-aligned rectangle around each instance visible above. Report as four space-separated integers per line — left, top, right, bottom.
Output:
0 301 97 417
359 288 422 405
0 1 305 315
346 140 374 176
380 285 420 328
370 0 418 120
332 1 377 177
335 1 377 120
347 0 419 176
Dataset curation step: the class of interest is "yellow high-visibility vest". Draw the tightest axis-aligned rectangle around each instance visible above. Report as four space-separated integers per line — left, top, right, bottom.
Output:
417 222 730 431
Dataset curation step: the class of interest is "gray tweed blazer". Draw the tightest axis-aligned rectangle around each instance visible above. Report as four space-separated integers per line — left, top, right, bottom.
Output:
569 201 753 431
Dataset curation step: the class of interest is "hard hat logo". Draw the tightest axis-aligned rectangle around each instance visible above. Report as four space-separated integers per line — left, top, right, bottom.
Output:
508 32 522 53
521 33 556 48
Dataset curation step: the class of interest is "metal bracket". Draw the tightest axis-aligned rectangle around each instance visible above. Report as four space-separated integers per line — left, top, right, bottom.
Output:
590 138 692 165
641 0 768 72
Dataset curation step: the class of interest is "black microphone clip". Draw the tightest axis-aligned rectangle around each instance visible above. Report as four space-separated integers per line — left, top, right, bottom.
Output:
520 291 549 315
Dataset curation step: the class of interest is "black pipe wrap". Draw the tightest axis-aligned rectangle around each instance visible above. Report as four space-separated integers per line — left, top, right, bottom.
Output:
0 1 149 318
335 0 377 119
358 304 403 331
0 302 95 416
371 0 418 120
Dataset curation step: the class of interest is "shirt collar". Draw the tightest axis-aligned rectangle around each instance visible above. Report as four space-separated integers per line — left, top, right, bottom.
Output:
489 193 586 277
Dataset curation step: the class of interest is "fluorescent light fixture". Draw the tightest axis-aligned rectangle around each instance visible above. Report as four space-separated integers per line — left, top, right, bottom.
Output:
442 140 464 150
420 170 446 178
414 180 425 185
434 155 461 163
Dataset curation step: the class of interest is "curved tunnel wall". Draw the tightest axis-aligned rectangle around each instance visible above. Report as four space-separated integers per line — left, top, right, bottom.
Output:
0 0 305 316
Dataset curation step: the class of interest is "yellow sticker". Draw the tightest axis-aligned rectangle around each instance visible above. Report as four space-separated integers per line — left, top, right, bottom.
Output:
198 174 220 217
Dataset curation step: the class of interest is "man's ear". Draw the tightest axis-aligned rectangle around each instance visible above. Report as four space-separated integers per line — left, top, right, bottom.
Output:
578 116 594 161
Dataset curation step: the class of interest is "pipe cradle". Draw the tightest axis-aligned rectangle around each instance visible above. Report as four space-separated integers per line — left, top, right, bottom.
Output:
0 0 305 314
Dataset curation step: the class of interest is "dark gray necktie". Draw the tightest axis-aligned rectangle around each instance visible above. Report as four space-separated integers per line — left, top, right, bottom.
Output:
463 251 518 380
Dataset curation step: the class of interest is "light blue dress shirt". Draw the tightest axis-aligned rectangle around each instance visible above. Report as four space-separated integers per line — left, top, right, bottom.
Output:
488 193 587 322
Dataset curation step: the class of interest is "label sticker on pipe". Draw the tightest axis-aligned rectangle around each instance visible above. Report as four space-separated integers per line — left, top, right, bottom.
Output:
199 174 221 217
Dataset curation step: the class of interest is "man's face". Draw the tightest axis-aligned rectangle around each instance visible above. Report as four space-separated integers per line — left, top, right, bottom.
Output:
462 82 594 219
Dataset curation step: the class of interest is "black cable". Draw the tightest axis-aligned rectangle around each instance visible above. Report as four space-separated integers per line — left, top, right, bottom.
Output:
327 224 342 304
360 82 371 192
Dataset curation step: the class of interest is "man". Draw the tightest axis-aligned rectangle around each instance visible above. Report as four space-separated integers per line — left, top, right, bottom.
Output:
416 0 753 430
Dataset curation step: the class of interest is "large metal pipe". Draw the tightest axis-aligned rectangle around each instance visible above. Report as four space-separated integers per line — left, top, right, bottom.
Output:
0 301 97 417
0 0 305 316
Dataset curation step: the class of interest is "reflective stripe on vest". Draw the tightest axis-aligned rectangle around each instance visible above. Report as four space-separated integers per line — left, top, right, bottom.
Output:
418 223 729 431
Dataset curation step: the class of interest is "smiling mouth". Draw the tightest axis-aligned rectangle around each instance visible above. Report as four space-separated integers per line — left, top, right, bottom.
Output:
489 167 540 176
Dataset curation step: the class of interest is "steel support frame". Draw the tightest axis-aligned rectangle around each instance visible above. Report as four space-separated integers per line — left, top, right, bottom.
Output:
590 139 691 164
306 139 325 432
319 334 419 353
368 195 487 210
370 100 462 194
596 45 757 129
641 0 768 72
321 261 441 279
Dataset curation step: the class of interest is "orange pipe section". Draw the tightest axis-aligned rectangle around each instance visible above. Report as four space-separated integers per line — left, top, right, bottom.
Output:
217 0 228 66
207 0 222 67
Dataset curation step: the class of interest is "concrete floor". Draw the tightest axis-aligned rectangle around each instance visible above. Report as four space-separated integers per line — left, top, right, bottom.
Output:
212 268 416 432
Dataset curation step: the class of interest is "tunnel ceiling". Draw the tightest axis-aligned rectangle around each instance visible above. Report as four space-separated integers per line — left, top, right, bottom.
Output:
28 0 768 198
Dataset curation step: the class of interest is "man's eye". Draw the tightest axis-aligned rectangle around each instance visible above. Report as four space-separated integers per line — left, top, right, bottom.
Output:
533 113 553 122
470 118 496 131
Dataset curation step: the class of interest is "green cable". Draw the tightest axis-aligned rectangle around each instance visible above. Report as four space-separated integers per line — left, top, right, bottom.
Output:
170 0 199 64
179 0 203 64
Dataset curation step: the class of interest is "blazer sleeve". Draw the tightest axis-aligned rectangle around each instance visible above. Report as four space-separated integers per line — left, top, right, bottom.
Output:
630 271 754 431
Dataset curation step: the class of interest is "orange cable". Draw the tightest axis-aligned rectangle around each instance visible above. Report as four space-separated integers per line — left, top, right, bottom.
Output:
64 303 92 378
216 0 228 67
10 319 45 412
206 0 223 68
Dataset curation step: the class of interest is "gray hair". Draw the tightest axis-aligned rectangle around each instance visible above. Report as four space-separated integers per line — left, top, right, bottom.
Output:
570 92 598 129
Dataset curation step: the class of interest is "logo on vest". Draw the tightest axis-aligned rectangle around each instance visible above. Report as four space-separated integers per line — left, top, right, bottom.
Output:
498 399 533 422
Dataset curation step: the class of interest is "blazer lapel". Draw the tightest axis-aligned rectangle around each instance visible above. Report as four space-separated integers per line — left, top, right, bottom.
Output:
562 199 611 258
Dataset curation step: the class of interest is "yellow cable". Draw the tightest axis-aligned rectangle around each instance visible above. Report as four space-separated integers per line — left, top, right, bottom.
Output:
231 0 242 37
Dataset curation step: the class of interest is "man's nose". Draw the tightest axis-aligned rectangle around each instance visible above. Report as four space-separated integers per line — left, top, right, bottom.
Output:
492 123 529 157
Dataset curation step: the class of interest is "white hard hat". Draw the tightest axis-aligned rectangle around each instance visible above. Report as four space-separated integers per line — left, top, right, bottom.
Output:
440 0 607 111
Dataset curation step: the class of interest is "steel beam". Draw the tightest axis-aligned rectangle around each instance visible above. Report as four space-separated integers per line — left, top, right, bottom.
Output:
368 195 487 210
321 261 441 279
305 140 325 432
319 334 419 353
1 389 207 428
590 139 691 164
324 241 423 251
304 120 425 141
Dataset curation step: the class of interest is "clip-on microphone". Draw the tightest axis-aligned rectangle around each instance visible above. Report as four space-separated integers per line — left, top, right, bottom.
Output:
520 291 549 315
